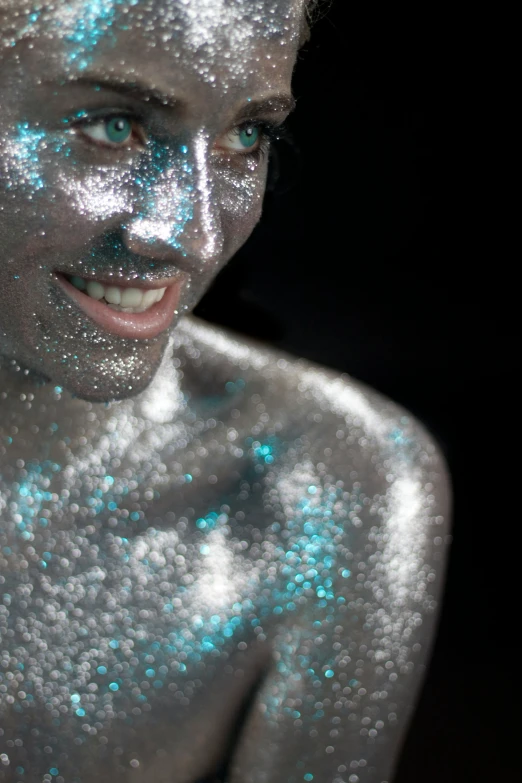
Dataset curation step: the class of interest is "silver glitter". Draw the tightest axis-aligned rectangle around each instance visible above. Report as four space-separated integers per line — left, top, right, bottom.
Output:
1 317 450 781
0 2 450 782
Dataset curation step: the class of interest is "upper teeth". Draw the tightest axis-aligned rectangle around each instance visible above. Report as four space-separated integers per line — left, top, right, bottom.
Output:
70 276 167 313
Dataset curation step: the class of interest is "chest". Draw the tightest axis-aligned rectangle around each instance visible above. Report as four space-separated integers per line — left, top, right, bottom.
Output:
0 428 367 708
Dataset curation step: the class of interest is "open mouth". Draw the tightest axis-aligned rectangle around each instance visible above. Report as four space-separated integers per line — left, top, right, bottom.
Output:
55 272 185 339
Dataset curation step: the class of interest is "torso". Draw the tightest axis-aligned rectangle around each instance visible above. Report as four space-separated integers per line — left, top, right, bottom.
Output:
0 316 450 783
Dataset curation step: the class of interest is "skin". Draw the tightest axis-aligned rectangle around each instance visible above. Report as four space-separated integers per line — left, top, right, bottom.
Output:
0 3 451 782
0 0 300 401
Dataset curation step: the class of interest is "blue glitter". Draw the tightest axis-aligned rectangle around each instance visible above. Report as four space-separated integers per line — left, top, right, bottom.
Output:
195 511 220 531
63 0 139 70
70 693 81 703
11 122 47 191
253 437 280 465
132 137 195 252
0 412 370 766
8 122 71 195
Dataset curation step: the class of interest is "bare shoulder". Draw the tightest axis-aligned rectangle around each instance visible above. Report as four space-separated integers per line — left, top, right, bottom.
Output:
176 314 451 646
176 317 451 781
176 315 451 525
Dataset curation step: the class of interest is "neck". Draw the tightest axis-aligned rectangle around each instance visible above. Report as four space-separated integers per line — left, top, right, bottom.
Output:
0 337 184 471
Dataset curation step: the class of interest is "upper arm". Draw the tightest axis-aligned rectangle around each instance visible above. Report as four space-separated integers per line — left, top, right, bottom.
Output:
229 375 451 782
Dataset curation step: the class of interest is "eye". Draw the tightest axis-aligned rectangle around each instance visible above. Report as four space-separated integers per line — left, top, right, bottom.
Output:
77 114 144 148
216 124 262 154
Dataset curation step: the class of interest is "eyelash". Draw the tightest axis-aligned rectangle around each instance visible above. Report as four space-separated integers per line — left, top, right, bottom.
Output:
223 121 282 163
70 110 145 149
70 111 283 162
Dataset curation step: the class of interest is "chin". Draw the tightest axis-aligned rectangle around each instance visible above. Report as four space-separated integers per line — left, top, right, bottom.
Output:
66 372 158 404
22 336 168 404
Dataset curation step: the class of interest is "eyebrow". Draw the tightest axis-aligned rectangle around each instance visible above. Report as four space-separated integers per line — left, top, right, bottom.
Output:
67 75 295 120
234 94 296 122
69 75 181 110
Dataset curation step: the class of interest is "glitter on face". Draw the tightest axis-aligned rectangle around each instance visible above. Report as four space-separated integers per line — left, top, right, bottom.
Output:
5 122 47 191
63 0 140 70
0 2 450 782
129 139 196 254
14 0 141 71
0 0 298 402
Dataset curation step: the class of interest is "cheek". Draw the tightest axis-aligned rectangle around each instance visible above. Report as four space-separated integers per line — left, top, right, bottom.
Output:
218 162 267 254
0 119 268 285
0 139 128 263
58 165 134 224
0 153 132 352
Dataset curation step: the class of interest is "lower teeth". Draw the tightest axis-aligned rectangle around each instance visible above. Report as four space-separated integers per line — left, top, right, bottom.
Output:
106 301 151 314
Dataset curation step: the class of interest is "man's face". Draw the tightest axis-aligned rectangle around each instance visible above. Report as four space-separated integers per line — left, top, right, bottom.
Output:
0 0 301 401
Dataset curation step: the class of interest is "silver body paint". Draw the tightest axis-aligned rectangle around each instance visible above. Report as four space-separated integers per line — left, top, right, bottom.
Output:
0 0 298 401
0 2 450 781
0 318 450 782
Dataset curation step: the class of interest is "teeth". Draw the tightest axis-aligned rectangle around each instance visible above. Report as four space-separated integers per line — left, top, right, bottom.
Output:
72 276 167 313
104 286 122 305
86 281 105 300
70 275 87 291
141 289 158 309
121 288 144 308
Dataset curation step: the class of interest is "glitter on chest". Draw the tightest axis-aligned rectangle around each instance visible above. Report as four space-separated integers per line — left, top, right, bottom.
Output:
0 321 447 782
0 435 356 723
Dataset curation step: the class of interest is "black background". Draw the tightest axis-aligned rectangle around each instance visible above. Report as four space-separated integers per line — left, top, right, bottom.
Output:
196 4 519 783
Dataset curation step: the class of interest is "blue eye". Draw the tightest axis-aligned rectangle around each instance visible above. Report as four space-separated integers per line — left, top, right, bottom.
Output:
105 116 133 143
239 126 259 149
218 124 261 153
79 115 138 147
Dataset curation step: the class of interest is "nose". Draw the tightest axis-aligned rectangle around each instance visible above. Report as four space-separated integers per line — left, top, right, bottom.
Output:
122 134 224 273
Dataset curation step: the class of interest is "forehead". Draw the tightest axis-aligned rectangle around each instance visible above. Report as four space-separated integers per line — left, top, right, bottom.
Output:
3 0 303 85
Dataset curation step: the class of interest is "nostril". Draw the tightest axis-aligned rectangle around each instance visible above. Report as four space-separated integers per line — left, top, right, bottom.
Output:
123 222 223 276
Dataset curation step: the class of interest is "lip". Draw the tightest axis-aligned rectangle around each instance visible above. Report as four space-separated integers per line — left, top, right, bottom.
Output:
55 272 184 339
